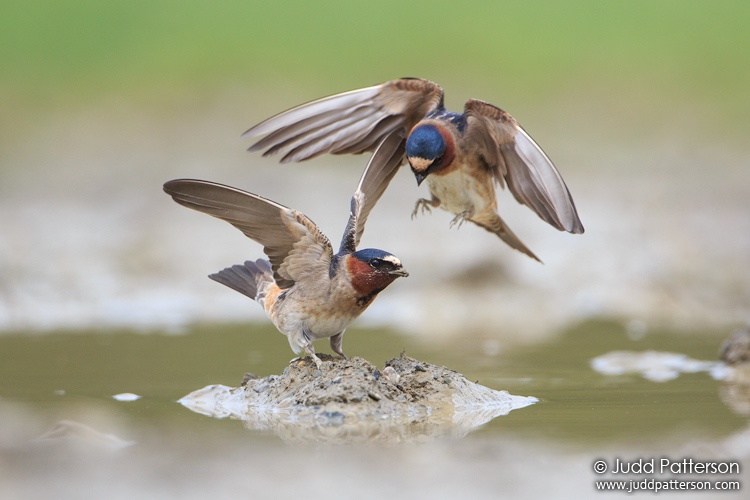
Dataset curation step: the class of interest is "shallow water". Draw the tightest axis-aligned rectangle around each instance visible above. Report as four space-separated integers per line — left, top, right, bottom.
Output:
1 320 747 498
1 320 741 442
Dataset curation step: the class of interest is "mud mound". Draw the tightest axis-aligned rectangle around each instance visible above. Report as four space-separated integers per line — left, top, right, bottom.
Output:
179 353 537 443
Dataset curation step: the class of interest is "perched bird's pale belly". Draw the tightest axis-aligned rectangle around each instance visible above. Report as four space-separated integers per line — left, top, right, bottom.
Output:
264 285 363 352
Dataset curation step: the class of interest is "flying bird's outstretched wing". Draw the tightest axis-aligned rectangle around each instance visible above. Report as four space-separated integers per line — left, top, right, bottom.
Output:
243 78 443 163
463 99 584 234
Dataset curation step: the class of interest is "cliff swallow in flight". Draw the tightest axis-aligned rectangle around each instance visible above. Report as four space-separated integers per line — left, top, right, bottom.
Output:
242 77 583 261
164 134 409 368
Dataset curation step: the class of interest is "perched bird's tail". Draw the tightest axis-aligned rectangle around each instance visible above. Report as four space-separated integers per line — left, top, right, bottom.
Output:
209 259 276 303
471 213 542 263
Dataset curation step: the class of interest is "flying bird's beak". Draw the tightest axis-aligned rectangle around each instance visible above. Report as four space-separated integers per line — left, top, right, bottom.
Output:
408 156 432 186
388 267 409 278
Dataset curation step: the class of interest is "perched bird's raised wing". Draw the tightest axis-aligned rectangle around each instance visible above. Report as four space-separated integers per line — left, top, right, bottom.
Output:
463 99 584 234
243 78 444 163
163 179 333 289
339 130 406 254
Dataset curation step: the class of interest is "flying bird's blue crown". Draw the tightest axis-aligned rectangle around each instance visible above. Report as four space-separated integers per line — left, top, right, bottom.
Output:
405 124 445 161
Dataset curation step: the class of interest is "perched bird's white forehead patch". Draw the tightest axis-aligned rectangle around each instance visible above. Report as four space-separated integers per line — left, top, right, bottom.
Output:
382 255 402 267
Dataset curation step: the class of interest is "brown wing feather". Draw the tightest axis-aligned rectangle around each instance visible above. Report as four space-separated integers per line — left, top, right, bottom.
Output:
464 99 584 234
163 179 333 288
243 78 444 163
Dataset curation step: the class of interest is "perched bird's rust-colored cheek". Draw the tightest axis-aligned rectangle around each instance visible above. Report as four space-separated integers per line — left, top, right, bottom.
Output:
353 272 399 300
408 156 433 173
346 258 399 297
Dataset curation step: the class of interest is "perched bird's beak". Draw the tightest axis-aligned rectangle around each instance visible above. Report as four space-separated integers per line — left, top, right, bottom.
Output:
388 267 409 278
414 172 426 186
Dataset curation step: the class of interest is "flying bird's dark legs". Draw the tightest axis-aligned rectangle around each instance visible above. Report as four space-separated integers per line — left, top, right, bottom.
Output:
411 196 441 219
449 209 474 229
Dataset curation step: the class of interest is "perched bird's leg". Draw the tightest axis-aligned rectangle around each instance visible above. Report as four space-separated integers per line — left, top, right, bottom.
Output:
304 343 323 369
329 332 347 360
411 196 440 219
449 209 474 229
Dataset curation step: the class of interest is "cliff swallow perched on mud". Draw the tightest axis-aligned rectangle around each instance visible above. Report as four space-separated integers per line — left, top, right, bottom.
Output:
243 77 583 261
164 135 408 368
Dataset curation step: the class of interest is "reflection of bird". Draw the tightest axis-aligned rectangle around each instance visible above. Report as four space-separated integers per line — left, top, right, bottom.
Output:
243 77 583 261
164 135 408 368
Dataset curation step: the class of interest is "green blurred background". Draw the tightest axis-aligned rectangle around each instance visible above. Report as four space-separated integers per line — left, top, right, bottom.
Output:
4 0 749 124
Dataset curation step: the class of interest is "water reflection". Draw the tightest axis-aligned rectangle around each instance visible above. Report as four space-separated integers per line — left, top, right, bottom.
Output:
34 420 135 451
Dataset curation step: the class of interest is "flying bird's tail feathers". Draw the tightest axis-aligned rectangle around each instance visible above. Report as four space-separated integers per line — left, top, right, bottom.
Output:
209 259 275 302
472 213 542 263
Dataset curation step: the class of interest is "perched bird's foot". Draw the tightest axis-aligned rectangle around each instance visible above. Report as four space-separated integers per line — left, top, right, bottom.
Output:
329 332 347 360
311 356 322 370
449 211 472 229
290 354 323 370
303 344 323 370
411 199 435 219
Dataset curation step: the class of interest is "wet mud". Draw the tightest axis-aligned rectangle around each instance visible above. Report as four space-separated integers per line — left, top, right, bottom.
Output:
179 352 537 443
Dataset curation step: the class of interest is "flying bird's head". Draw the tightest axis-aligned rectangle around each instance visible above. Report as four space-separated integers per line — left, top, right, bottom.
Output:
405 123 455 185
346 248 408 305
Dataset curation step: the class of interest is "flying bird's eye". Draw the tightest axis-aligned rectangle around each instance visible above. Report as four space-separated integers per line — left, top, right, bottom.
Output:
370 258 382 269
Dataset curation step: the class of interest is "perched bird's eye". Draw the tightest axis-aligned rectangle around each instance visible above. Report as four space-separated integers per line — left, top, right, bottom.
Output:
370 258 383 268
